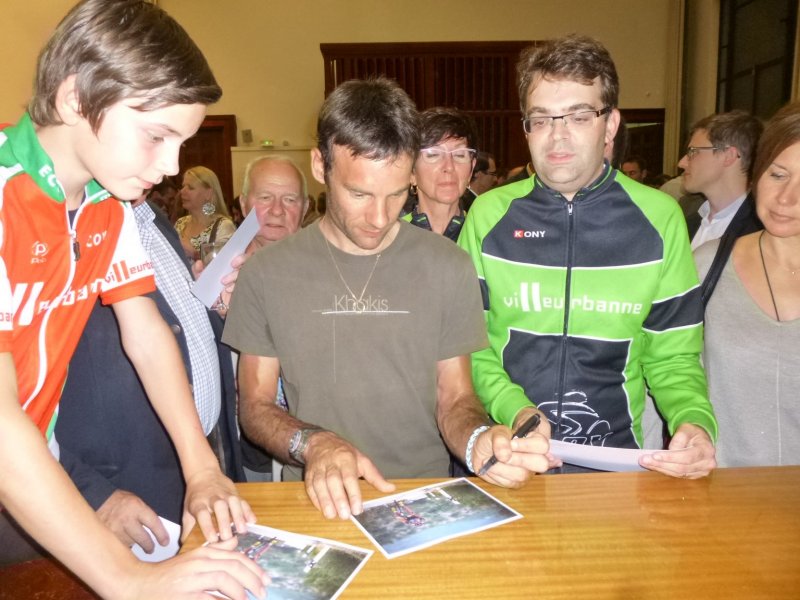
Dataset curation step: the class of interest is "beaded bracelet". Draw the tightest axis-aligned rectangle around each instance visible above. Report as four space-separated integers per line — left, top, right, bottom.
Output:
465 425 491 475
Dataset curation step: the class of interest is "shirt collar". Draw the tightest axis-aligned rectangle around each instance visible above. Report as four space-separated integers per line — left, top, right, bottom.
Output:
133 200 156 227
2 113 111 204
407 205 465 241
698 192 748 222
410 202 465 219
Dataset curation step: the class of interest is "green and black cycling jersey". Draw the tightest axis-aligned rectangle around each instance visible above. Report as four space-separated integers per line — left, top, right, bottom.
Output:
458 164 717 448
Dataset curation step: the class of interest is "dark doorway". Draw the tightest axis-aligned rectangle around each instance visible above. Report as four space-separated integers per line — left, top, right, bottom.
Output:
178 114 237 209
717 0 797 119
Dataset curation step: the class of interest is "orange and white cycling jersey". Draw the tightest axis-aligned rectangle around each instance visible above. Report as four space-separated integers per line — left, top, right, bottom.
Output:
0 115 156 439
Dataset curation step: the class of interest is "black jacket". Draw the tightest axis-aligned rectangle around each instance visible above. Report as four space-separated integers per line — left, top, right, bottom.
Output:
686 192 761 243
57 202 243 523
698 192 763 306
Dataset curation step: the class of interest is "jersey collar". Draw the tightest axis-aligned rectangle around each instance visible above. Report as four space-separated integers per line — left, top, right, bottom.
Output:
3 113 111 204
533 161 615 202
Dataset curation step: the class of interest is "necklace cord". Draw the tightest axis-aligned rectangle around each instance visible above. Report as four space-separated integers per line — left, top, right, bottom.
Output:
323 234 381 312
759 230 782 322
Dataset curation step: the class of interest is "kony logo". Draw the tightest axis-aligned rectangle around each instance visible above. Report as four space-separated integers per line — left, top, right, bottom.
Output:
513 229 546 238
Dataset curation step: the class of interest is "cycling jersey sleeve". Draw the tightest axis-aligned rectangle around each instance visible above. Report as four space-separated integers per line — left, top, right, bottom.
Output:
99 202 155 305
458 210 535 427
640 205 718 442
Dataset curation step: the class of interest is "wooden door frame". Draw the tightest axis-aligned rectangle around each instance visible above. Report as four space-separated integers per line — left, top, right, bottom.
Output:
178 114 238 205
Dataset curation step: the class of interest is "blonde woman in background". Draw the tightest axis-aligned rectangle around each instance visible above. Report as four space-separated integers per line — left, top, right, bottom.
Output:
175 166 236 260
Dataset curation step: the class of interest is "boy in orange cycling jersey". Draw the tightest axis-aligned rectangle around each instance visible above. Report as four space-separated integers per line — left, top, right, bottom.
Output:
0 1 268 598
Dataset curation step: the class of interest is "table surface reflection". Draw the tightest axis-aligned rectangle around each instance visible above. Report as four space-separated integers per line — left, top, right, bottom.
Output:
184 466 800 599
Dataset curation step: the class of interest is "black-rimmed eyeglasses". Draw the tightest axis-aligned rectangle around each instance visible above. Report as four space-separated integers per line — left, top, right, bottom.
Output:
522 107 611 134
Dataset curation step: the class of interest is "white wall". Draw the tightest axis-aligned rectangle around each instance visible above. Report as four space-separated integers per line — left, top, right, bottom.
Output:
683 0 721 151
4 1 75 118
162 0 686 193
5 1 703 193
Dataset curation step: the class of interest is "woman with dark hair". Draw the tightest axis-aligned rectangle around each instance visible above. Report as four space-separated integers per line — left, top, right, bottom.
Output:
402 107 477 241
696 102 800 467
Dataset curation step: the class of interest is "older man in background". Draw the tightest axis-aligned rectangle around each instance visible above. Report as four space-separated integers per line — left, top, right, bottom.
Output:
236 155 309 481
240 156 309 253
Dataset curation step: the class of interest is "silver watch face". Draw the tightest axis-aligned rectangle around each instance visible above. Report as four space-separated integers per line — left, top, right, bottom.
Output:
290 428 323 464
289 429 303 457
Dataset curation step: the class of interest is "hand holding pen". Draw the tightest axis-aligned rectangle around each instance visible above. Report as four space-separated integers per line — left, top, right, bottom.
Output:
478 413 542 476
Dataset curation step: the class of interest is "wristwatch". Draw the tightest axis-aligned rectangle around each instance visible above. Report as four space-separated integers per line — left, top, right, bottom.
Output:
288 427 325 465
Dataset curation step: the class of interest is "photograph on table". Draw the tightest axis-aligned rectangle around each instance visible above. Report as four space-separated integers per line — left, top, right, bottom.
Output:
231 523 373 600
352 478 521 559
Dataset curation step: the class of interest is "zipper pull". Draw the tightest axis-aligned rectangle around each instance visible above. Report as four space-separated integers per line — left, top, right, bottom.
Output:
567 201 573 215
72 233 81 261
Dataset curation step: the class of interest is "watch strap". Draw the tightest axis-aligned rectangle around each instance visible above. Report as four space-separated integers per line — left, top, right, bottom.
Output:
289 427 326 465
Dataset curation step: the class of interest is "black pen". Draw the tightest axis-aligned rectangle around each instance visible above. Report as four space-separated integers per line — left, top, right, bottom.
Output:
477 413 541 476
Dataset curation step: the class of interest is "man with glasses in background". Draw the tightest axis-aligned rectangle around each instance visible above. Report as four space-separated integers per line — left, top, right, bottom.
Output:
678 111 763 251
459 35 718 479
462 151 498 211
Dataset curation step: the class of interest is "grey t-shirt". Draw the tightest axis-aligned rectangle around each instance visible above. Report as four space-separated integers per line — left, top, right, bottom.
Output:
223 221 488 480
696 240 800 467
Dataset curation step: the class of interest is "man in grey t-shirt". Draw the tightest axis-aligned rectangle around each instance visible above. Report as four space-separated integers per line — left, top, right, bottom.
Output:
223 78 555 521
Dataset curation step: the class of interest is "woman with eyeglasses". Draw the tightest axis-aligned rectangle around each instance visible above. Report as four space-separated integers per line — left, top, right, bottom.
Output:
695 102 800 467
402 107 477 241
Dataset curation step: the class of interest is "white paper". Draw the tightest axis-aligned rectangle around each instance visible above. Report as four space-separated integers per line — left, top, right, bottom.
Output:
131 517 181 562
549 439 679 472
191 210 259 308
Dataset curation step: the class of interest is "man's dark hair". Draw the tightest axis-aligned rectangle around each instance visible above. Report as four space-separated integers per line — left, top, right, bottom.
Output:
29 0 221 132
690 110 763 181
471 151 494 182
317 77 420 175
419 107 477 150
516 34 619 113
623 155 647 171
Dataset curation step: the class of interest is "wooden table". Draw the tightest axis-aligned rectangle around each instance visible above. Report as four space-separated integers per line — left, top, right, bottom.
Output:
0 559 98 599
184 467 800 599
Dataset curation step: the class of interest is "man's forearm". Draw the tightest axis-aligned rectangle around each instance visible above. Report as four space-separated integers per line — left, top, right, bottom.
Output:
435 355 494 460
238 353 325 465
0 372 140 597
436 390 492 460
241 400 309 464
